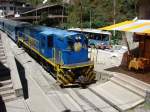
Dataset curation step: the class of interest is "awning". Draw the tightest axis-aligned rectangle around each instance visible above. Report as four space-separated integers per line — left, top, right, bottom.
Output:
99 20 150 34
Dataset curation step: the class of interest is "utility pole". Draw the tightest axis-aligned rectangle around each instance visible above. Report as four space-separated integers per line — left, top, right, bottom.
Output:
80 0 83 29
113 0 116 36
90 9 92 29
61 2 64 28
35 0 38 24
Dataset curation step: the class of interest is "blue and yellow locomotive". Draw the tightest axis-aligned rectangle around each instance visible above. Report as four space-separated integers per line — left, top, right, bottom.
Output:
0 19 96 87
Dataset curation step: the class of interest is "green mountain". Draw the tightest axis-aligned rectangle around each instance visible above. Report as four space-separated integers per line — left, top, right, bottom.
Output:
26 0 138 28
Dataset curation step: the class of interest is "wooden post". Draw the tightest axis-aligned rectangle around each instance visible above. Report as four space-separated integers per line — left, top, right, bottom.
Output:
146 90 150 103
122 32 132 66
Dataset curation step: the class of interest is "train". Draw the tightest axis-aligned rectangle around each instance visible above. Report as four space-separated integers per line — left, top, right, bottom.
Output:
0 19 96 87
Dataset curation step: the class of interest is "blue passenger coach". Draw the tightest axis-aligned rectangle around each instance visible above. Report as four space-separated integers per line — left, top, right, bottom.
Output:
0 18 7 30
3 19 30 41
0 19 95 87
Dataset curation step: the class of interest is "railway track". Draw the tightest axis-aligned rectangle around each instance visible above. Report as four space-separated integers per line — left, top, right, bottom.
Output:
65 88 119 112
66 88 102 112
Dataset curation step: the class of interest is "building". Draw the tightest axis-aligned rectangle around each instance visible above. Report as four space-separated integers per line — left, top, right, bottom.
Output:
10 4 67 27
0 0 33 17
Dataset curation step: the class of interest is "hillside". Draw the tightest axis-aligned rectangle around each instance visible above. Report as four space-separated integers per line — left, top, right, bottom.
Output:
26 0 138 28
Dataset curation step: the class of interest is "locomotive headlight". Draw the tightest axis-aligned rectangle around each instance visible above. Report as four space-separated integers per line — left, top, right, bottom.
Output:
75 36 81 40
101 42 104 45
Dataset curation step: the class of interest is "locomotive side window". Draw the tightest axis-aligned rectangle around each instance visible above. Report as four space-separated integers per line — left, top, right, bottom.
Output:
67 38 74 50
41 37 45 48
48 36 53 48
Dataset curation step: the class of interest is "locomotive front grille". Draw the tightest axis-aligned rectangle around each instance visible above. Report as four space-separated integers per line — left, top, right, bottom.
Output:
56 65 96 87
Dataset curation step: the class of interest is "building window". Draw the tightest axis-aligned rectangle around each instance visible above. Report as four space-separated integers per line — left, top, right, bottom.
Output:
10 7 14 10
2 7 6 10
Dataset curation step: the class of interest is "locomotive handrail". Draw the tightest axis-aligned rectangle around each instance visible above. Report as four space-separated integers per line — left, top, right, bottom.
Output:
59 51 64 65
18 31 40 50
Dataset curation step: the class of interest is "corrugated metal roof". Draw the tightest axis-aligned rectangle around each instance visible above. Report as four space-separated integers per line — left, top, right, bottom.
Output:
68 28 111 35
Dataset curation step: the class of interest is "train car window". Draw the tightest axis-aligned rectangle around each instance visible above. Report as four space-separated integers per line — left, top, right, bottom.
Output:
102 34 109 41
48 36 53 48
95 34 101 40
10 7 14 10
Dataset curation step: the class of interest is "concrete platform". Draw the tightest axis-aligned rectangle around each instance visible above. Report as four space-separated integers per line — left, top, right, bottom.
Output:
5 98 29 112
90 81 144 111
110 77 145 97
113 73 150 93
66 88 97 112
24 73 59 112
47 90 83 112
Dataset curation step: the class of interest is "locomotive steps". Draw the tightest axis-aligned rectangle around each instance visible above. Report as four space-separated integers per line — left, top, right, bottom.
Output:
0 79 16 102
0 33 16 102
0 38 7 66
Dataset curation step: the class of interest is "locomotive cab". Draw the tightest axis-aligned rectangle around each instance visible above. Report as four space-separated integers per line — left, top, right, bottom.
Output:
62 34 88 64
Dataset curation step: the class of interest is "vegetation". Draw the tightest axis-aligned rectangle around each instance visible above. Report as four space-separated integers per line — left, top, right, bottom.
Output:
26 0 139 44
26 0 138 28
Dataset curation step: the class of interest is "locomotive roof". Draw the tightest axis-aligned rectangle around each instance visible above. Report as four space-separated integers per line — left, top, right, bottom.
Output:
32 26 50 32
40 28 81 38
0 18 7 22
4 19 31 27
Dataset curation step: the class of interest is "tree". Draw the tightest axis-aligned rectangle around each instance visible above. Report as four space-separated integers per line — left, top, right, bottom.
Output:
138 0 150 19
26 0 138 28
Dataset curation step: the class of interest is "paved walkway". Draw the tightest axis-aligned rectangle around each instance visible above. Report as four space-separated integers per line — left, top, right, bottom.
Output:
90 81 144 111
5 98 29 112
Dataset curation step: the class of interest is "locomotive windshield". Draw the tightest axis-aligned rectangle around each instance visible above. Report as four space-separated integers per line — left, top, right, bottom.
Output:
67 35 88 51
67 37 74 50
